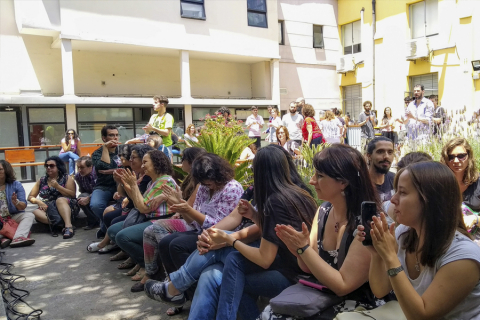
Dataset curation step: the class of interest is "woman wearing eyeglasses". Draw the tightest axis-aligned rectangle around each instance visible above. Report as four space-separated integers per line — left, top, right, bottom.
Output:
59 129 82 176
28 156 78 239
441 137 480 245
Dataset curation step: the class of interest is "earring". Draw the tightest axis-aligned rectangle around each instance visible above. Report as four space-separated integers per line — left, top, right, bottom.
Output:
341 190 345 196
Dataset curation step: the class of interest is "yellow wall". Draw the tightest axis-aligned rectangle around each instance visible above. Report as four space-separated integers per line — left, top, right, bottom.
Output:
337 0 480 118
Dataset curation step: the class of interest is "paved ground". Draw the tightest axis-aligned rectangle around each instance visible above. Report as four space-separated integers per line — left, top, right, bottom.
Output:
1 182 190 320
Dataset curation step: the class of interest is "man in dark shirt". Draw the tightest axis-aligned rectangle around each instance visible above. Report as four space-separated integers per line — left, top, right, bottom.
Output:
366 137 395 208
90 125 121 237
75 156 99 230
358 101 377 153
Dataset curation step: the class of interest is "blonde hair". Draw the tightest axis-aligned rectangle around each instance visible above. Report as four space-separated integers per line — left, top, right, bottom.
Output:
186 124 195 135
325 110 335 121
276 125 290 142
147 135 162 149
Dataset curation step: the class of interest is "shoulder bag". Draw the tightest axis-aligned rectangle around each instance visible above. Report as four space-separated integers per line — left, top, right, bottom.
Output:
0 216 19 239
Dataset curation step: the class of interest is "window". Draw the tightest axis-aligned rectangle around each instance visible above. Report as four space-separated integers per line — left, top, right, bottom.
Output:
247 0 267 28
27 108 66 146
342 21 361 55
410 0 438 39
343 85 362 122
180 0 206 20
313 25 324 49
278 21 284 45
409 73 438 96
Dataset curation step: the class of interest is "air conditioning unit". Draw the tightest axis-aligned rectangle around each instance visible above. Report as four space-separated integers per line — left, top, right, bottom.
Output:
406 38 430 60
336 55 356 74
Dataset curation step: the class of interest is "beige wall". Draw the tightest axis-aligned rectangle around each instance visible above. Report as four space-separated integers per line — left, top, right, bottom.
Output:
278 0 341 112
251 61 272 99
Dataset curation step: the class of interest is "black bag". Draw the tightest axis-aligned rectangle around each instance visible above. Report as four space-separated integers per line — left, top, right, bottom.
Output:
122 208 147 229
46 201 63 237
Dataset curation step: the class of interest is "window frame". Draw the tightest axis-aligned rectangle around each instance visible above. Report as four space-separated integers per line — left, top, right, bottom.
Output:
278 20 285 45
180 0 206 21
341 21 361 55
313 24 324 49
247 0 268 28
409 0 439 39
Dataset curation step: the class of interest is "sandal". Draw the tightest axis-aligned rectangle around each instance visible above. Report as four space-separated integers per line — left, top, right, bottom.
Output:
131 268 145 281
98 243 118 254
126 264 141 276
166 306 184 316
86 242 102 252
63 227 75 239
117 257 135 269
110 251 129 261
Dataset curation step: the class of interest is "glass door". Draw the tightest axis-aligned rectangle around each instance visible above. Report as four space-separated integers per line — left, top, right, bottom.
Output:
0 106 25 180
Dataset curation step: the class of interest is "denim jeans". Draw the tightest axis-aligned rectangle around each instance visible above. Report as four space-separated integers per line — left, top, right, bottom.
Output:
187 264 224 320
216 251 293 320
58 151 79 175
169 232 236 293
89 189 115 232
109 221 153 267
78 192 99 227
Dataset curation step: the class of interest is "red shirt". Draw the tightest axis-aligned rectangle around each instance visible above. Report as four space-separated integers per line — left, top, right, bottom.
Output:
302 117 323 142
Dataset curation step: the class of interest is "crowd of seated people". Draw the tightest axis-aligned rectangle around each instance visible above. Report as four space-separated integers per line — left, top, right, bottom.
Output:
3 97 480 320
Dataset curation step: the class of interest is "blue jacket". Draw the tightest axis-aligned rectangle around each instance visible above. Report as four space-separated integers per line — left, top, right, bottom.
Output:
5 181 26 214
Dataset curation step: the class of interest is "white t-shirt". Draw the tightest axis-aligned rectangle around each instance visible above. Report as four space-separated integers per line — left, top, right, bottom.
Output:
268 117 283 143
184 133 198 143
320 119 342 143
396 224 480 319
282 113 304 141
240 147 255 160
246 115 265 137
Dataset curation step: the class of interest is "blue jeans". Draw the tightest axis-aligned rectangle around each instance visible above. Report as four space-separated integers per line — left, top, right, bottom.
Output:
58 151 79 175
216 251 293 320
89 189 115 232
188 264 224 320
108 220 152 267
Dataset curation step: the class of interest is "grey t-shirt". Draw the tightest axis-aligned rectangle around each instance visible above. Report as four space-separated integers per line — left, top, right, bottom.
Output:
359 111 376 139
396 224 480 319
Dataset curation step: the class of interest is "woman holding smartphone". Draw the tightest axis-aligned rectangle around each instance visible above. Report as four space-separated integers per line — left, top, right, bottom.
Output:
260 144 381 319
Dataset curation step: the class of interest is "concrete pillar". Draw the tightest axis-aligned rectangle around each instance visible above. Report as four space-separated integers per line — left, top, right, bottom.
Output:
61 39 75 96
180 50 191 99
184 104 192 127
270 59 280 107
66 104 77 131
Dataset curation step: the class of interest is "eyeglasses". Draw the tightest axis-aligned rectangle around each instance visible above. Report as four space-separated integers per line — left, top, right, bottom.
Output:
448 153 468 162
129 156 140 161
44 164 56 169
68 132 75 135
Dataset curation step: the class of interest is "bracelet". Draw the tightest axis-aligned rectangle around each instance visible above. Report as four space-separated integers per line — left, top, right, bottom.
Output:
232 239 239 249
15 199 20 205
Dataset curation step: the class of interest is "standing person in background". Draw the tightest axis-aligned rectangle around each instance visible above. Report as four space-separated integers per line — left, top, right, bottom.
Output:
58 129 81 176
319 110 343 144
404 84 434 140
90 125 121 239
246 106 264 150
282 102 303 145
334 109 346 144
143 95 174 153
430 95 446 138
295 97 305 116
75 156 99 230
267 107 282 144
379 107 396 143
358 101 377 153
302 104 324 148
262 106 273 137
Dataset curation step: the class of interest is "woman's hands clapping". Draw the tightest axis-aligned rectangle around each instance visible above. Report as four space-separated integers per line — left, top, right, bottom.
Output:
370 213 397 263
275 223 310 258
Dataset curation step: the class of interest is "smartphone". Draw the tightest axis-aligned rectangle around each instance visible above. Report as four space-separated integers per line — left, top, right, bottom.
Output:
298 279 333 294
361 201 377 246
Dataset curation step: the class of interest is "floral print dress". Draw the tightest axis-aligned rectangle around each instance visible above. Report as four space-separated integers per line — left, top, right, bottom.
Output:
38 175 79 217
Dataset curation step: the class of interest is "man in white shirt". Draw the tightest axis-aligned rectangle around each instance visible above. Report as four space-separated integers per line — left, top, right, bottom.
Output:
282 101 304 145
405 84 434 140
245 106 264 149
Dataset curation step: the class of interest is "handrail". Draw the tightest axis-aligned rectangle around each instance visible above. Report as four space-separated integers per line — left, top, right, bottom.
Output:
0 143 103 151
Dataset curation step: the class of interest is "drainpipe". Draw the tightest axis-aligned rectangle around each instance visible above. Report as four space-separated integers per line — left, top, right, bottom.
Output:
372 0 376 110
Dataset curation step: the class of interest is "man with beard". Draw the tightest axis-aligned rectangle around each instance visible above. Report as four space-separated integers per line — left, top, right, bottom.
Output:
282 101 304 145
405 84 434 140
366 137 395 211
358 100 377 153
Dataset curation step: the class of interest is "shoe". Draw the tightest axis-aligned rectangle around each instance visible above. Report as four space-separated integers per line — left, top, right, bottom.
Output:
1 238 12 248
144 280 186 305
98 243 118 254
86 242 102 252
10 237 35 248
96 229 106 239
131 282 145 292
62 227 75 239
166 306 183 316
110 251 129 261
117 257 135 269
126 264 141 276
83 224 99 230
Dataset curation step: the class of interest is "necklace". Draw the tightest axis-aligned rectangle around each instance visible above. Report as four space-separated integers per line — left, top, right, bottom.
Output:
332 208 347 233
414 251 421 272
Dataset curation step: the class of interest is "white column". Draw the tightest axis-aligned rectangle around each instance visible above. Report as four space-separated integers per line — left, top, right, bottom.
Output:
61 39 75 96
184 104 193 127
180 50 192 99
66 104 77 131
270 59 280 106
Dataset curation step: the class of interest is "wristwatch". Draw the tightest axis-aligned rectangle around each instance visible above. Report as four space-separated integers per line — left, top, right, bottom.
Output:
387 266 404 277
297 244 310 255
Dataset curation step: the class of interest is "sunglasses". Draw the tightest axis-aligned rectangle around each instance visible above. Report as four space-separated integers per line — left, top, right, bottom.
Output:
448 153 468 162
45 164 56 169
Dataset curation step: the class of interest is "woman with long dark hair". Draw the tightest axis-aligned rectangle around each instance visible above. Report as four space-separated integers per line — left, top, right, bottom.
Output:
28 156 77 239
58 129 81 175
379 107 396 143
356 162 480 319
260 144 381 319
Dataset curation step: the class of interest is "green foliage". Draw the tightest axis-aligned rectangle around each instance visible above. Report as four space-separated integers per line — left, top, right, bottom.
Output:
296 143 330 206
